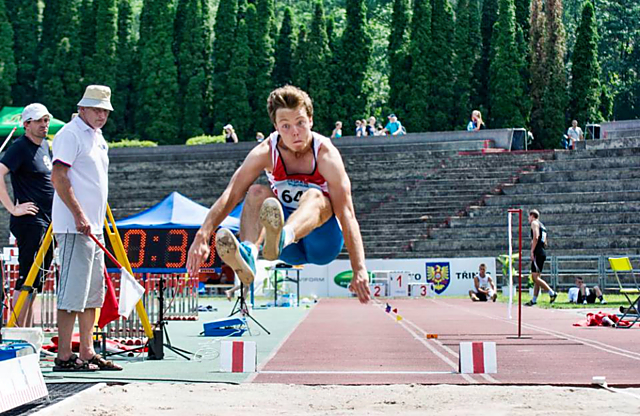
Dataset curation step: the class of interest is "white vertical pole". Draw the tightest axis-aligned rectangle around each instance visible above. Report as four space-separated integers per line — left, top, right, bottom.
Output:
508 212 513 319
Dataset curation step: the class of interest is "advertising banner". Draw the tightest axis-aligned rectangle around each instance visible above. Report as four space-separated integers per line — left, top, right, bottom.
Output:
293 257 496 298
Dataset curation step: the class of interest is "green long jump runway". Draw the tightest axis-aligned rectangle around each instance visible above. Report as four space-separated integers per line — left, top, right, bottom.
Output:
41 299 311 384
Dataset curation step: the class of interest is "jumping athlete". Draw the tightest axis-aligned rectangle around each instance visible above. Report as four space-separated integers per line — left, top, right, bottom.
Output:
187 86 370 303
525 209 556 306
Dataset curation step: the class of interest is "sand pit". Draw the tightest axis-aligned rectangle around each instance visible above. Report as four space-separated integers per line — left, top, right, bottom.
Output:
35 383 640 416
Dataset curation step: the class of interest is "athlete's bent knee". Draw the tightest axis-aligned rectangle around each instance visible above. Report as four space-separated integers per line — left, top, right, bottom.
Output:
246 184 272 200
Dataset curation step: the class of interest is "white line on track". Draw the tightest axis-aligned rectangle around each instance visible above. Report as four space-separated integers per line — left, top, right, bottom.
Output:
440 300 640 363
246 301 316 383
259 370 456 375
398 304 499 384
373 299 480 384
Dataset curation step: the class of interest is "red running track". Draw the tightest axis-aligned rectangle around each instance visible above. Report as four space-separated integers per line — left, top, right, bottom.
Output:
252 298 640 385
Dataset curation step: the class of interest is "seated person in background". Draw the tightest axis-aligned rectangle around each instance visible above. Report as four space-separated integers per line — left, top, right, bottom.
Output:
355 119 364 137
366 117 376 136
330 121 342 140
568 276 606 304
467 110 485 131
469 263 497 302
382 114 406 136
566 120 584 150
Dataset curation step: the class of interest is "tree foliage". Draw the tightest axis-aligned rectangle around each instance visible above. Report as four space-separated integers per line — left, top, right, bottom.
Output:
224 19 252 140
539 0 568 148
476 0 498 116
209 0 238 132
306 1 334 134
489 0 526 128
112 0 137 139
7 0 38 105
273 7 295 88
39 0 83 120
569 0 601 126
404 0 431 132
333 0 372 121
387 0 410 119
426 0 456 131
529 0 546 148
248 0 275 135
137 0 179 144
0 0 16 109
175 0 206 140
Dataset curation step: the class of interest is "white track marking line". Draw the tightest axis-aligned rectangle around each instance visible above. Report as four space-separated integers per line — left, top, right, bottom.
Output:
245 302 315 383
440 300 640 362
399 310 500 384
373 300 478 383
259 370 456 375
602 386 640 401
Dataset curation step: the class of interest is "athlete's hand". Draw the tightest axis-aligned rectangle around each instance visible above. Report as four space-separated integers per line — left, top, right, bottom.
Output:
74 212 91 235
187 233 210 277
349 269 371 304
12 202 38 217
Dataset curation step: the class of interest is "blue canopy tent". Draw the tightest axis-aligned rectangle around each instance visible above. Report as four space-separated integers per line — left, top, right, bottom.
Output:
112 192 242 273
116 191 241 231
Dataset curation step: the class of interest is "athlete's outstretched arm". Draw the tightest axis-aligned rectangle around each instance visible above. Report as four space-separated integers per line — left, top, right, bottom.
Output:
318 143 370 304
187 142 271 276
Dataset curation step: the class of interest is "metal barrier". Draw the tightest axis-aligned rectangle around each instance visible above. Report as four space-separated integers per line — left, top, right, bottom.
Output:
104 272 199 343
2 265 198 343
498 254 640 293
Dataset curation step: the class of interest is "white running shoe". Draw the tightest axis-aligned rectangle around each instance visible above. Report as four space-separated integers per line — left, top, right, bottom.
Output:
215 228 256 285
260 197 285 261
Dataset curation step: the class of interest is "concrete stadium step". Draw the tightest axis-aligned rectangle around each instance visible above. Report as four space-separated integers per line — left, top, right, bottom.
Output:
483 190 640 206
553 147 640 162
518 168 640 184
462 201 640 218
501 178 640 195
448 211 640 228
366 247 640 259
412 236 640 252
428 223 640 239
538 155 640 172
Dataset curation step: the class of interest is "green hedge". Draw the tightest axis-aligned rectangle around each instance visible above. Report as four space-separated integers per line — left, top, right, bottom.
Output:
109 139 158 148
186 134 226 145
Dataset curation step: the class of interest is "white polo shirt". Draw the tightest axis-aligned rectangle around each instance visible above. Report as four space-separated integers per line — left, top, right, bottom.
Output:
52 116 109 234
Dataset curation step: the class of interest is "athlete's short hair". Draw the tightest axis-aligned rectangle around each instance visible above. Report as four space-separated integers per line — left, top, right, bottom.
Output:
267 85 314 125
529 209 540 219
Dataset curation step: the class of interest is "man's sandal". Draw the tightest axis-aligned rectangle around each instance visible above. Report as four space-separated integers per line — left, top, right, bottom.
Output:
53 353 99 372
87 354 123 371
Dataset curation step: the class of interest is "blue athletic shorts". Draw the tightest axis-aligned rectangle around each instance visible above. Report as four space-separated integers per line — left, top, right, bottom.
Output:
279 206 344 266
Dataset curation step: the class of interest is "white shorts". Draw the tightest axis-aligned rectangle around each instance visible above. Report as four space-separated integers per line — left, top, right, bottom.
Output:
55 233 105 312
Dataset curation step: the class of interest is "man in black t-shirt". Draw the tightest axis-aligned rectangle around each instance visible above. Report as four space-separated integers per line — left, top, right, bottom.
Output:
0 103 55 326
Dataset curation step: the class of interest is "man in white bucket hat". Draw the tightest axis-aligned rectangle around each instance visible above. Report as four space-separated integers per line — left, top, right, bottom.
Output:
0 103 55 326
50 85 121 371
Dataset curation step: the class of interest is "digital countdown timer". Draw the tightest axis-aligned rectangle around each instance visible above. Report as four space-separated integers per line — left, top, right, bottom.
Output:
105 228 222 272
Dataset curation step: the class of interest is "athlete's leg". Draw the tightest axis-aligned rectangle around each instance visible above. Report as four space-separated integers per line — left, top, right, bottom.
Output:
285 189 333 239
239 184 274 244
532 273 552 293
261 188 333 261
216 185 273 285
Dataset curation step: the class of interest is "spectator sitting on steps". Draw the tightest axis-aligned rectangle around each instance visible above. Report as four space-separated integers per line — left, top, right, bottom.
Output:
382 114 406 136
467 110 485 131
330 121 342 140
224 124 238 143
568 276 606 305
469 263 497 302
